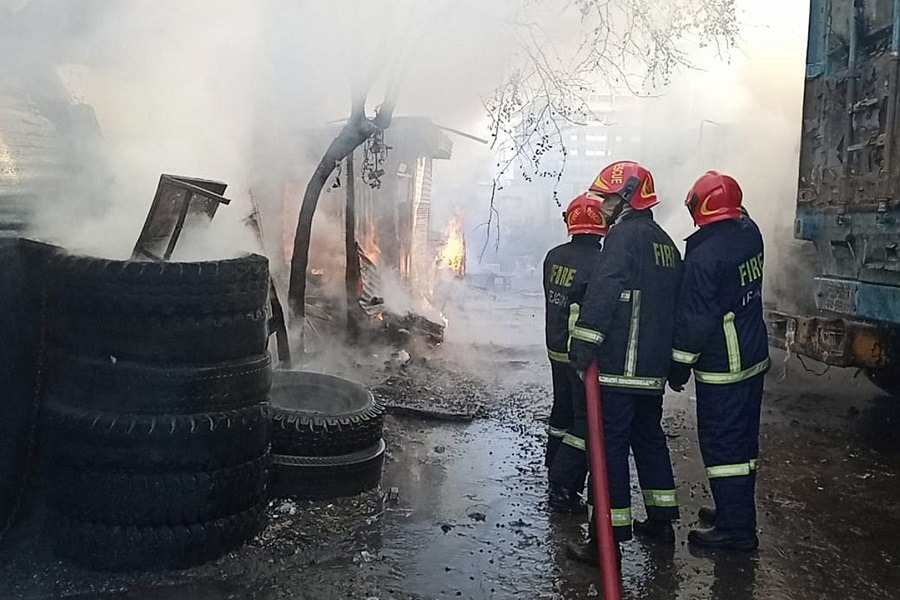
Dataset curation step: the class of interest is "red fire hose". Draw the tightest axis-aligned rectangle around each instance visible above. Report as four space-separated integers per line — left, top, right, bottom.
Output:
584 361 622 600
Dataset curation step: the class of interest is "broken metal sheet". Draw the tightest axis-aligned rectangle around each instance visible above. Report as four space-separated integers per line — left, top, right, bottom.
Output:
131 174 231 262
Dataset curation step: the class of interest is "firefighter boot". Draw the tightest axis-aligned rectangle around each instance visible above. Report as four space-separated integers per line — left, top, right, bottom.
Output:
632 518 675 543
566 522 622 567
548 482 585 514
566 537 622 567
698 506 717 524
688 527 758 551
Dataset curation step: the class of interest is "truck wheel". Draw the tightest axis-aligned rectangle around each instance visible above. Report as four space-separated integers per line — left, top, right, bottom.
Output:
43 353 272 414
52 451 270 526
271 439 386 501
49 308 269 365
270 371 384 457
51 503 266 571
44 403 270 471
47 252 270 315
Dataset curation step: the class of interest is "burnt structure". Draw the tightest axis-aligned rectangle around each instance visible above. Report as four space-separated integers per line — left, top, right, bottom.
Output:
353 116 453 291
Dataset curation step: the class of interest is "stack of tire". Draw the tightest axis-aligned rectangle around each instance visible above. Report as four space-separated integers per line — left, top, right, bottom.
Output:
40 250 272 571
0 239 41 533
270 371 385 501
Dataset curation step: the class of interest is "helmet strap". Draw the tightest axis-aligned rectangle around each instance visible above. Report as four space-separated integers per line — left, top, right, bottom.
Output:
619 176 639 204
609 199 628 224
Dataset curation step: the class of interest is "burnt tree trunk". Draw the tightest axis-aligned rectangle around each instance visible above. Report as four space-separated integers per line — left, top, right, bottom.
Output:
344 149 360 342
287 99 396 350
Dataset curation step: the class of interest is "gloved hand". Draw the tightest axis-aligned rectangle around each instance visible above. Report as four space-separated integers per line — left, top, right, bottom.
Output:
569 338 598 372
667 361 692 392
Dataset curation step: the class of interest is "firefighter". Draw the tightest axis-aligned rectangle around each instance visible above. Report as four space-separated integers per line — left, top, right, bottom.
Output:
567 160 683 563
668 171 769 551
542 193 606 512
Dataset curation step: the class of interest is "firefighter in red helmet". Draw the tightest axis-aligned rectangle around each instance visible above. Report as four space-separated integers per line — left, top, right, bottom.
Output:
542 193 606 512
669 171 769 550
566 160 683 563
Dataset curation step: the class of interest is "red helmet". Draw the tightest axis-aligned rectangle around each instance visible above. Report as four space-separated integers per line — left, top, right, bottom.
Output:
685 171 742 226
589 160 658 210
564 193 607 236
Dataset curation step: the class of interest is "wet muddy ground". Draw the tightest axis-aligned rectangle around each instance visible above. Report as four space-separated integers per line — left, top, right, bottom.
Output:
1 283 899 599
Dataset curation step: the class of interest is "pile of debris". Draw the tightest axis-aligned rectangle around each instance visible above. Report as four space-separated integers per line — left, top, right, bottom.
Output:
358 250 445 344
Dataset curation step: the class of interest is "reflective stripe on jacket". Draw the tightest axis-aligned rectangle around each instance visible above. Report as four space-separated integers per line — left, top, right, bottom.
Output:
573 210 683 393
543 236 603 362
672 217 770 384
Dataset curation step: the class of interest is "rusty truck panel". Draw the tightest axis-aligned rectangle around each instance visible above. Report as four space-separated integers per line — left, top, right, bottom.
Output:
770 0 900 393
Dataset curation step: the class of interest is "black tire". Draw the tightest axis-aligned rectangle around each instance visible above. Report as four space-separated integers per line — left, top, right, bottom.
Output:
270 440 385 501
52 503 266 571
44 403 269 471
47 308 269 365
0 240 39 524
47 252 269 316
865 368 900 397
43 353 272 414
51 451 271 526
270 371 384 457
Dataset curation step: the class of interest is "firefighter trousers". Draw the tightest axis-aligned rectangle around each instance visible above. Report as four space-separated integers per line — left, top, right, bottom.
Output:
696 374 763 533
546 359 575 468
547 365 588 491
586 391 679 542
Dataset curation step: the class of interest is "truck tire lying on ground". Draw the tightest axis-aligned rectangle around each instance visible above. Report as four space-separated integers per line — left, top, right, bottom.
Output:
53 451 271 526
268 371 385 500
53 503 266 572
42 353 272 415
40 249 273 570
865 368 900 397
46 253 270 316
270 371 385 457
48 308 269 365
43 402 270 472
271 439 386 501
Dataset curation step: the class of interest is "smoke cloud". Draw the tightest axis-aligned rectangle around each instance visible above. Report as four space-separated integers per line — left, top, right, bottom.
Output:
2 0 815 351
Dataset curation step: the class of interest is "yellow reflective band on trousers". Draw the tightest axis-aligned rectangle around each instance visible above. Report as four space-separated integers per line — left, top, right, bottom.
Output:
723 312 742 373
571 325 604 344
642 489 678 507
749 459 758 471
707 462 751 478
672 348 700 365
547 350 569 363
624 290 642 376
585 507 632 527
610 508 632 527
562 433 585 451
548 427 567 439
694 358 771 384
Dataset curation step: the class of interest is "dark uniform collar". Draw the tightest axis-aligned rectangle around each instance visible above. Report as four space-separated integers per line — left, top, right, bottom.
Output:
613 208 653 227
571 234 602 247
685 218 739 247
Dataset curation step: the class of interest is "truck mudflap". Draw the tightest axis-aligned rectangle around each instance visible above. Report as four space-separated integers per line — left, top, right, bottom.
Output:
766 309 895 370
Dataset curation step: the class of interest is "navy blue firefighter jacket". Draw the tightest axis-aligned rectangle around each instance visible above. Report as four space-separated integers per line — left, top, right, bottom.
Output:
543 235 603 363
569 210 683 394
671 217 770 383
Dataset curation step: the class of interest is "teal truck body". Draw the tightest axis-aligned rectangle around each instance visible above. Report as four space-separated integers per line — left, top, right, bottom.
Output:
768 0 900 394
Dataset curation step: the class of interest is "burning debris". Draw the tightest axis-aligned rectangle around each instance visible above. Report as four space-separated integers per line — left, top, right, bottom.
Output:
437 212 466 278
294 118 461 347
358 248 446 344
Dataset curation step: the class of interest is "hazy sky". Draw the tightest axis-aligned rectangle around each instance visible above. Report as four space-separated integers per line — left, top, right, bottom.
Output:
2 0 812 266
